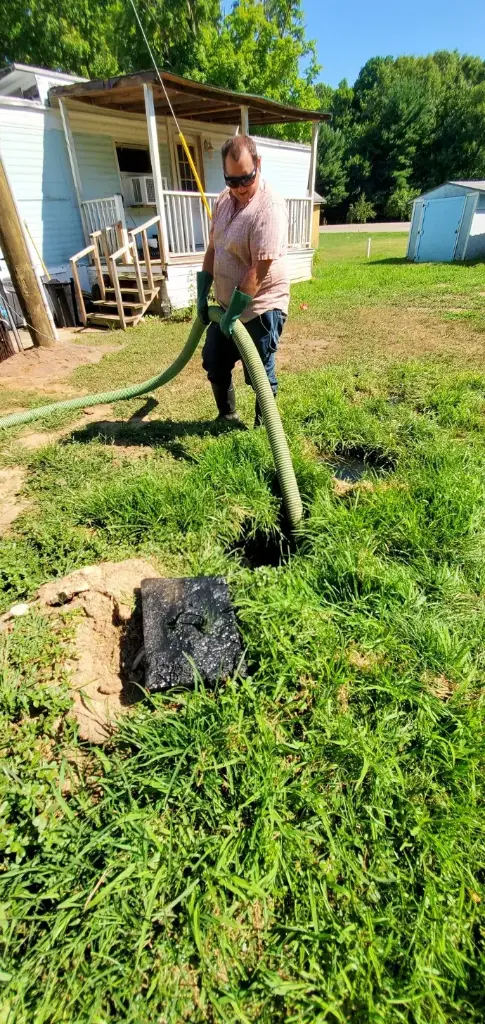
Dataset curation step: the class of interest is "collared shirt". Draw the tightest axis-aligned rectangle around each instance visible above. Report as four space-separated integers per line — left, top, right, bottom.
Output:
212 179 290 322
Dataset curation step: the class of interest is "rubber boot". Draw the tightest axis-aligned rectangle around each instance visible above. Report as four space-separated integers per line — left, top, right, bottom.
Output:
211 382 239 421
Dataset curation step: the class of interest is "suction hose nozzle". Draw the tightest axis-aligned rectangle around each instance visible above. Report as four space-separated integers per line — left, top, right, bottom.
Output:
0 309 303 530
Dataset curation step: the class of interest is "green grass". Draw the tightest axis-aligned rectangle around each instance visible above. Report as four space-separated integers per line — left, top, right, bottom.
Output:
1 238 485 1022
293 233 485 317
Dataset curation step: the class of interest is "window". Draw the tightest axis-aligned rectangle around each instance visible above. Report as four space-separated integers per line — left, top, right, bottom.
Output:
116 147 151 174
177 144 198 192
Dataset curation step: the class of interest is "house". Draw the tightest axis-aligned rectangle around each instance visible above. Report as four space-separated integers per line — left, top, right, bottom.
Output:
408 181 485 262
0 63 330 329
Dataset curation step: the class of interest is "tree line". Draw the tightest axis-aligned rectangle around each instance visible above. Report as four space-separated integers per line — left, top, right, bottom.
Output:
316 52 485 222
2 0 485 220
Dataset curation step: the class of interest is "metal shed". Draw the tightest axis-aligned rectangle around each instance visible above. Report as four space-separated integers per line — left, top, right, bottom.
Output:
407 181 485 262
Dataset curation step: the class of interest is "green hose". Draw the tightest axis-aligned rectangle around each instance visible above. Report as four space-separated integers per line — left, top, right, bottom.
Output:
0 310 303 528
0 317 204 430
210 307 303 529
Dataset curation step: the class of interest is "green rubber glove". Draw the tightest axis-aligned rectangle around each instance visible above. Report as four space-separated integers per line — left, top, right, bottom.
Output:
219 288 252 338
196 270 213 325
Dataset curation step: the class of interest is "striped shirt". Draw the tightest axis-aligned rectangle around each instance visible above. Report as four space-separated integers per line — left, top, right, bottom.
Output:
212 179 290 322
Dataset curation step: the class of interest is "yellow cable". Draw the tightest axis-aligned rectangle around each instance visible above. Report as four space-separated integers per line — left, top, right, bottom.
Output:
128 0 212 222
178 133 212 220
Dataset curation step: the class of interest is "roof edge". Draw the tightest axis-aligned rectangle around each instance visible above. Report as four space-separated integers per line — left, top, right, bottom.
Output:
49 68 331 123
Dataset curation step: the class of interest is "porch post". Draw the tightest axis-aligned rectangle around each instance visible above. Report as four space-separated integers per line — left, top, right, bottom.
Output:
59 99 89 245
308 121 319 200
240 105 249 135
143 83 170 265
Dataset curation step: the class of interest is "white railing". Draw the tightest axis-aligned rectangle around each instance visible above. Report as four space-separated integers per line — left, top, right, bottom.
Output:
163 191 218 256
70 214 162 330
81 195 127 253
161 191 312 257
287 198 313 249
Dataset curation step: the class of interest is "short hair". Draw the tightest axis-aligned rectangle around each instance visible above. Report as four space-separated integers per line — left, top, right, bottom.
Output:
221 135 258 169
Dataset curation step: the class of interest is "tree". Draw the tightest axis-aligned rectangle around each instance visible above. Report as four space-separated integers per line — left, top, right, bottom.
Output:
0 0 320 140
346 194 375 223
315 123 348 207
0 0 220 79
195 0 321 141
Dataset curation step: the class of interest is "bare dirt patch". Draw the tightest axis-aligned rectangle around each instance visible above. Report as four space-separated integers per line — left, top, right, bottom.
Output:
37 559 160 743
0 467 28 532
17 406 116 451
281 306 485 370
425 673 457 701
0 341 119 395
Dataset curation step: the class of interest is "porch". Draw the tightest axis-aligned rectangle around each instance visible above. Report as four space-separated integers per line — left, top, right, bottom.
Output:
50 70 328 329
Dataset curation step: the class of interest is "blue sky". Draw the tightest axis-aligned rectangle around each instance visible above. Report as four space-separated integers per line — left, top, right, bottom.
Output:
303 0 485 87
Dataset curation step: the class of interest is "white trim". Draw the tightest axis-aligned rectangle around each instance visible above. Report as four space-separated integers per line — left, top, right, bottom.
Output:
59 98 89 245
143 83 170 264
0 95 44 109
0 63 87 82
458 191 478 260
111 138 124 193
252 134 312 153
308 122 319 198
240 105 249 135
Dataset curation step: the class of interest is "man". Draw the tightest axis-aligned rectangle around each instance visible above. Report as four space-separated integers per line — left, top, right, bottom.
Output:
196 135 289 426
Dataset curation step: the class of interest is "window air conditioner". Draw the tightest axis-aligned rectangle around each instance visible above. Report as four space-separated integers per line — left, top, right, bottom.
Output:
129 175 168 204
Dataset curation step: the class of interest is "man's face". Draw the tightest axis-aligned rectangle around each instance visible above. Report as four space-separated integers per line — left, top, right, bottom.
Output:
224 148 261 205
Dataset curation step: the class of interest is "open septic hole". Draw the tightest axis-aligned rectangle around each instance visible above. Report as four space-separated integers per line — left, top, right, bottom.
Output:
229 523 293 569
320 446 395 482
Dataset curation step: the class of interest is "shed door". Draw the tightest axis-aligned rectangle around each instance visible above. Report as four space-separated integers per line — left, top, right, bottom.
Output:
415 196 466 262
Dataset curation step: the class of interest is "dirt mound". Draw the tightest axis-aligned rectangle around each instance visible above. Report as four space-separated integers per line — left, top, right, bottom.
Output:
38 559 160 743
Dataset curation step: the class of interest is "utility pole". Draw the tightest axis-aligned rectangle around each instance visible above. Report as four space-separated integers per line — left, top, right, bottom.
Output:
0 154 56 348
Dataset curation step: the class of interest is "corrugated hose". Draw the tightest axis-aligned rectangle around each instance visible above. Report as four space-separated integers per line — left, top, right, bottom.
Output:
0 308 303 529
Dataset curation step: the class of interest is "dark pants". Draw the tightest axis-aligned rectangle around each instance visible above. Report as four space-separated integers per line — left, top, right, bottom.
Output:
202 309 287 396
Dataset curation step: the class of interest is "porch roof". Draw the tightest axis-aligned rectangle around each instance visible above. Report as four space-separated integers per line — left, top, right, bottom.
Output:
50 69 331 126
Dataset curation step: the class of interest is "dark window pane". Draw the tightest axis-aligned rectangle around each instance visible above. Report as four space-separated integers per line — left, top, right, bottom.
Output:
116 147 152 174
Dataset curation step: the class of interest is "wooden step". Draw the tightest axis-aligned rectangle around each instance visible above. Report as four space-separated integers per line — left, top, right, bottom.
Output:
87 313 140 326
105 287 159 298
92 300 145 310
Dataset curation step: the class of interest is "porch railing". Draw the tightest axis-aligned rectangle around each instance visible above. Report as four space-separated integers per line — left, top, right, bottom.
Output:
78 192 313 267
287 198 313 249
163 192 313 256
163 191 218 256
81 195 128 254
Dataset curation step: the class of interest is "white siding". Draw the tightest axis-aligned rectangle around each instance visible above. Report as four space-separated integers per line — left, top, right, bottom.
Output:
165 250 314 309
0 115 84 273
286 248 314 283
74 132 121 200
166 260 202 309
255 138 311 198
202 134 312 200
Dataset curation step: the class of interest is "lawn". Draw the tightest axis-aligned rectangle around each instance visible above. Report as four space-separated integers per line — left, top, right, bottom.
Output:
1 236 485 1023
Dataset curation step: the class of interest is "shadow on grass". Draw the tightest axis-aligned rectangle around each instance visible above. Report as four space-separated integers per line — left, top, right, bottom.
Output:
371 256 485 267
67 415 246 461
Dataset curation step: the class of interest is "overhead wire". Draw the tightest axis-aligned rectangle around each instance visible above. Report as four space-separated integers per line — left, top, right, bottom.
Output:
127 0 212 219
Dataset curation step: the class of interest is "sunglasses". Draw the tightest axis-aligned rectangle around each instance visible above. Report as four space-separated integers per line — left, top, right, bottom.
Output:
224 167 257 189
